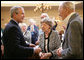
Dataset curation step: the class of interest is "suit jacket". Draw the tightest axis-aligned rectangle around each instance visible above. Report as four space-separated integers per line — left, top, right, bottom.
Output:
61 13 83 59
2 19 34 59
39 30 61 59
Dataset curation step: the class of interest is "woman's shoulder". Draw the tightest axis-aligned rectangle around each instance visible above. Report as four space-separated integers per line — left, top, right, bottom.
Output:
52 30 59 35
39 33 44 37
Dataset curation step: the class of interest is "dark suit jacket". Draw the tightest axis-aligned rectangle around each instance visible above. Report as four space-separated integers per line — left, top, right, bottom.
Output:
61 13 83 59
2 19 34 59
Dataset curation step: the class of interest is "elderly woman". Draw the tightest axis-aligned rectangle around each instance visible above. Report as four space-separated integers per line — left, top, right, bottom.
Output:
19 23 31 44
39 19 61 59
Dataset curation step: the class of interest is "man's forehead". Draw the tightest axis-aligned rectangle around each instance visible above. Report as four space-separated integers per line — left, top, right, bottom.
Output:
18 8 24 11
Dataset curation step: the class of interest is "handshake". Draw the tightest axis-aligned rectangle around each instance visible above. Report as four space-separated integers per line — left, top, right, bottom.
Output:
34 46 52 59
34 45 42 54
29 44 52 59
29 43 41 54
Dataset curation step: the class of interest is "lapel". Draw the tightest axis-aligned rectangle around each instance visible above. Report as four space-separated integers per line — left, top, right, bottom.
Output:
10 19 18 26
62 13 78 45
10 19 22 34
44 30 52 52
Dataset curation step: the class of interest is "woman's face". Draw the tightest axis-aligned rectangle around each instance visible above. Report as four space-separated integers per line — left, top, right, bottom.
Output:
22 26 27 32
41 22 50 32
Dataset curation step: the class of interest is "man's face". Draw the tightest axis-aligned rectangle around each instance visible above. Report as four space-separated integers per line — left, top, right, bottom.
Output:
58 6 66 20
15 8 25 23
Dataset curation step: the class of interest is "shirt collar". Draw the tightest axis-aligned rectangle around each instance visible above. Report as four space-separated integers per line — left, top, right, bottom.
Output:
12 18 19 25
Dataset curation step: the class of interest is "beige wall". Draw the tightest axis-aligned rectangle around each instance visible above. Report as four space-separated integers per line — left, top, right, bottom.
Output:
1 6 83 32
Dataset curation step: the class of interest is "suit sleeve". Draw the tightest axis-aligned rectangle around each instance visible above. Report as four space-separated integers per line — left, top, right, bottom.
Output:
7 26 34 57
61 21 82 58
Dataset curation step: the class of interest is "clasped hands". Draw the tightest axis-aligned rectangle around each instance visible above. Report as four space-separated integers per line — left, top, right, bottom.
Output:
39 52 52 59
56 47 63 57
29 43 63 58
29 43 52 59
39 47 63 59
29 44 51 59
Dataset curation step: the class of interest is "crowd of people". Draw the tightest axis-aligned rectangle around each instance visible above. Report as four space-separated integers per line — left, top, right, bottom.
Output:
1 1 83 59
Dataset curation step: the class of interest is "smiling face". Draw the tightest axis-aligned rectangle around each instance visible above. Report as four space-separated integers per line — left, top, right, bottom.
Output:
13 8 25 23
41 22 50 33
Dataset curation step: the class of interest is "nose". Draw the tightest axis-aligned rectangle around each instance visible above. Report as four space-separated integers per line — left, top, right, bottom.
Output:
23 14 25 17
41 25 43 28
41 25 44 29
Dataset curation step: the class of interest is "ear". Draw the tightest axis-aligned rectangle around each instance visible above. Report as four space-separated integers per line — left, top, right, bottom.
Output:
12 12 17 18
65 7 70 14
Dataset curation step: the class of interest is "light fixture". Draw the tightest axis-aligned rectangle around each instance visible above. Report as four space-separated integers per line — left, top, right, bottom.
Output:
34 3 51 13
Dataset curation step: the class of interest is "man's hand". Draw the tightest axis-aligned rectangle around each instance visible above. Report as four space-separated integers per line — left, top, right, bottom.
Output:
34 47 42 54
29 43 36 47
56 47 63 57
35 40 39 45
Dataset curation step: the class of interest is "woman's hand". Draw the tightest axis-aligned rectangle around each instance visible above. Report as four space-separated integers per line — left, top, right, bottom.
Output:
40 52 52 59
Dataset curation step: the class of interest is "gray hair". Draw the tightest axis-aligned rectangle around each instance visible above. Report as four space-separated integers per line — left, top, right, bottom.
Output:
41 13 50 21
19 23 27 27
41 19 53 28
61 1 75 11
10 6 24 18
29 18 36 25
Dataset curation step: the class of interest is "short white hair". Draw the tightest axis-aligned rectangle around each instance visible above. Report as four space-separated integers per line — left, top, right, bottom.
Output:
41 13 50 21
19 23 27 28
60 1 75 11
29 18 36 25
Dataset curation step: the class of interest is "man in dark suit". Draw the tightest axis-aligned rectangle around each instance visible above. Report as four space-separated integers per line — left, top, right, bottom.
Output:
2 6 41 59
56 2 83 59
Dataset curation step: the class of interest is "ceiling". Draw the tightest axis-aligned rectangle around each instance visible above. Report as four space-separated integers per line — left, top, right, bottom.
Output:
1 1 83 7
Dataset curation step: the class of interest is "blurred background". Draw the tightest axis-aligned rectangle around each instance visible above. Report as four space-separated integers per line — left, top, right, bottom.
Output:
1 1 83 32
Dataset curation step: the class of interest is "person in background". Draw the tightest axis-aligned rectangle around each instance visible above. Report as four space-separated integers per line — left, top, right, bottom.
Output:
19 23 27 33
19 23 31 44
59 30 64 43
39 19 61 59
27 19 39 44
2 6 41 59
56 1 83 59
40 13 57 31
1 28 4 59
1 24 7 59
40 13 50 21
